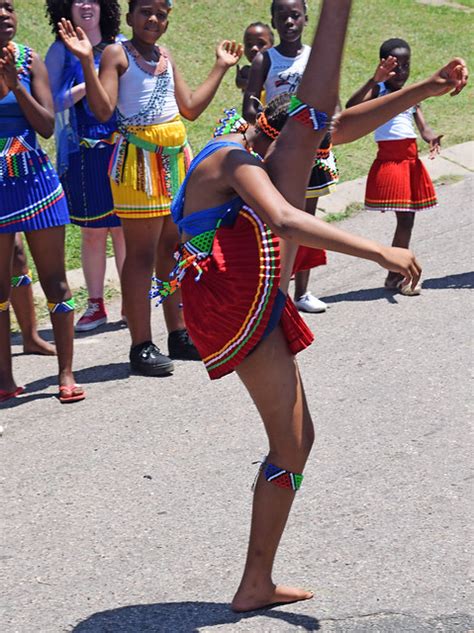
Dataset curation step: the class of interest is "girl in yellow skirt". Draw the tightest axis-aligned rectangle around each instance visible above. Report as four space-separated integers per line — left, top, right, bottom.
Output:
58 0 242 375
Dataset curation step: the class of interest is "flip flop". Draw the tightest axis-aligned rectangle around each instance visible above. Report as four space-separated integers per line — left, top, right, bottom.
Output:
0 386 25 403
58 384 86 404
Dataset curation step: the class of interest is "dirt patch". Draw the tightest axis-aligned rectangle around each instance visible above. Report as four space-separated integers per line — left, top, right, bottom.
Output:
417 0 474 12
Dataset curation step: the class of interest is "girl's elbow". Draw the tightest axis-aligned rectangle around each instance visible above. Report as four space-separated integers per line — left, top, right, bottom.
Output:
270 209 294 239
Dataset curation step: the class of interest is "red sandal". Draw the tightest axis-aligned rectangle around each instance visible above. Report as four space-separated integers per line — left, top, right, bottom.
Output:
0 386 25 403
58 384 86 404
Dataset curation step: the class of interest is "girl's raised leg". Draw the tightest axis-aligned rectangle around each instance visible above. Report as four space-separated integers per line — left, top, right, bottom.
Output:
233 328 314 612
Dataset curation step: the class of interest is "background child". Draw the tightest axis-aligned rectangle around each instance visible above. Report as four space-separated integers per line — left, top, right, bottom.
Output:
0 0 84 403
235 21 274 93
243 0 338 314
59 0 242 376
346 38 441 295
45 0 126 332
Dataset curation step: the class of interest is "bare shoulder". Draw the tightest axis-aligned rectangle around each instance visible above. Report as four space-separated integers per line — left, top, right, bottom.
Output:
101 42 128 70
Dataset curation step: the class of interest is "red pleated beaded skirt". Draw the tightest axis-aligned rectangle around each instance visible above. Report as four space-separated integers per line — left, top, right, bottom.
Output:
365 139 437 212
181 206 314 380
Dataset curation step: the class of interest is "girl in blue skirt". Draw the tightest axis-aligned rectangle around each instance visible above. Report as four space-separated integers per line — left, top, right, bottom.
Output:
45 0 126 331
0 0 85 403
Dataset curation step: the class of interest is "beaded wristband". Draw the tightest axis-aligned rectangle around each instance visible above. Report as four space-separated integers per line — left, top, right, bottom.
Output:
47 298 75 314
288 95 329 131
264 462 304 491
11 269 32 288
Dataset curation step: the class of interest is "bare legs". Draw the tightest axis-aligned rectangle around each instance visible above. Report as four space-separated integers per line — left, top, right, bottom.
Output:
10 234 56 355
232 327 314 611
0 232 17 393
385 212 415 287
120 216 184 347
293 198 326 305
81 225 125 301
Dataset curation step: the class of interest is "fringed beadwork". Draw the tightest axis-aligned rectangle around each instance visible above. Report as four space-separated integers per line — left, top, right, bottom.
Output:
214 108 249 138
288 95 329 131
47 298 75 314
11 269 32 287
263 461 304 491
0 300 10 312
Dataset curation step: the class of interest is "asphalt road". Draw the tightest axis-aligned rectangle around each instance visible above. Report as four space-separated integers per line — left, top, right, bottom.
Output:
1 176 473 633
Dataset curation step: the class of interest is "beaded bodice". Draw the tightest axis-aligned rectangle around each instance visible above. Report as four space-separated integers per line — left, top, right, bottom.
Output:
117 41 179 131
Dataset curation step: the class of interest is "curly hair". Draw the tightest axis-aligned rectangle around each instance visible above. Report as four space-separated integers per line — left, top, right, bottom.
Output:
45 0 121 42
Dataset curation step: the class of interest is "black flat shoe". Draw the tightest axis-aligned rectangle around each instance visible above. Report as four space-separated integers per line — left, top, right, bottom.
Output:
129 341 174 376
168 329 201 361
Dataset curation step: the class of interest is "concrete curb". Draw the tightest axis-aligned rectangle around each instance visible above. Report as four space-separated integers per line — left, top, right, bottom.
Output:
32 140 473 297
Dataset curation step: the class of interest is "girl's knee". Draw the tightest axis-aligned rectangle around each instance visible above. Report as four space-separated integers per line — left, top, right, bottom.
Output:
41 276 70 302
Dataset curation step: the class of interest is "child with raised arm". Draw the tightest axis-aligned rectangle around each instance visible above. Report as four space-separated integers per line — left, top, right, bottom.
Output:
346 38 442 295
0 0 85 403
45 0 126 332
150 0 467 610
59 0 242 376
243 0 339 314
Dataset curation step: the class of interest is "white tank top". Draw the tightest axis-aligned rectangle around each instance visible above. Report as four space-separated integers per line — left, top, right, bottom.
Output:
264 45 311 102
117 42 179 128
374 83 417 142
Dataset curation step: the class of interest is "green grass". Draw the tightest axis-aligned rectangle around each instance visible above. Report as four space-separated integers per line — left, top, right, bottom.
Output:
13 0 474 275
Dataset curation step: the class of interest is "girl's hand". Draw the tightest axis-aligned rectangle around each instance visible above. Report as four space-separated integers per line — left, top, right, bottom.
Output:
58 18 93 61
378 246 422 291
427 57 468 97
0 44 20 92
427 134 443 159
216 40 244 69
373 56 397 83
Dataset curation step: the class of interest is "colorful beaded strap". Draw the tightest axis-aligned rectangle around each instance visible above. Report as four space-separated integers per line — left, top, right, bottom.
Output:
47 298 75 314
288 95 329 131
0 300 10 312
256 111 279 141
253 458 304 492
214 108 249 137
11 270 32 287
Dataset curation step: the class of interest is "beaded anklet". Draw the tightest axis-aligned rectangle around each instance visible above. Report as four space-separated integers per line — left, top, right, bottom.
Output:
288 95 329 131
47 298 75 314
11 269 32 288
0 300 10 312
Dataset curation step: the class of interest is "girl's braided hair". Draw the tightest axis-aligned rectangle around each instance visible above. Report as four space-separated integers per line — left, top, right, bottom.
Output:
271 0 308 17
46 0 121 41
255 93 291 139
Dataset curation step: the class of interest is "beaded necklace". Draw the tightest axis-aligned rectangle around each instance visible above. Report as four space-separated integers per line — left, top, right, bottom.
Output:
117 41 171 133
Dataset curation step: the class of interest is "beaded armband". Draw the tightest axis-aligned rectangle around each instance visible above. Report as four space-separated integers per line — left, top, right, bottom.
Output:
11 269 32 288
214 108 249 138
0 300 10 312
48 298 75 314
288 95 329 131
256 112 279 141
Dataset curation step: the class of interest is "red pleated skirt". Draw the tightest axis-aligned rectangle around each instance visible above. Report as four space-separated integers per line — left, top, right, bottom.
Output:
181 206 314 380
365 139 437 212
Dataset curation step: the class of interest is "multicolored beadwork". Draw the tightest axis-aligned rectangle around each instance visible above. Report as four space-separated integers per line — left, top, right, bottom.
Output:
288 95 329 131
263 462 304 491
11 269 32 287
0 300 10 312
214 109 249 137
256 111 279 141
47 298 75 314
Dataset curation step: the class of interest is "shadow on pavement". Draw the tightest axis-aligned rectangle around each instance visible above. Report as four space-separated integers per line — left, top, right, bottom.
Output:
321 287 399 304
22 362 130 393
72 601 320 632
422 271 474 290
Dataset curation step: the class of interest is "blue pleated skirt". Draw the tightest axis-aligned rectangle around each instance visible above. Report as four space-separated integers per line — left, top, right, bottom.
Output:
0 133 70 234
61 142 120 228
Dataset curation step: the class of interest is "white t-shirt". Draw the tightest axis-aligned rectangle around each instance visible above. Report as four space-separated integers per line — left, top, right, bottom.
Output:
374 83 417 142
264 45 311 102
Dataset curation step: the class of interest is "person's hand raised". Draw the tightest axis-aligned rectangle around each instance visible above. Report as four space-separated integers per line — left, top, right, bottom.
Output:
58 18 93 62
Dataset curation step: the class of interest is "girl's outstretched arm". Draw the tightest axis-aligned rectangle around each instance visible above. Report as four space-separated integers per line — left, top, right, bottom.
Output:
414 104 443 158
223 148 421 290
242 51 270 123
58 19 125 122
0 47 54 138
333 58 468 146
345 56 397 108
173 41 243 121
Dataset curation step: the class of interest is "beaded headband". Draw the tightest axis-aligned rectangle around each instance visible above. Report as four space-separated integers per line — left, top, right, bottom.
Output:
255 111 280 141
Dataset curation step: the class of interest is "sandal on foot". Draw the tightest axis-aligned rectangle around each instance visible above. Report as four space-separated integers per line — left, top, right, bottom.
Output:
397 279 422 296
0 386 25 403
58 384 86 404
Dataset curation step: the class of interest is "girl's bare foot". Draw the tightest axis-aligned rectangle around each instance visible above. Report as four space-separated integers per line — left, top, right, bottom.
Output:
23 335 56 356
231 583 314 613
